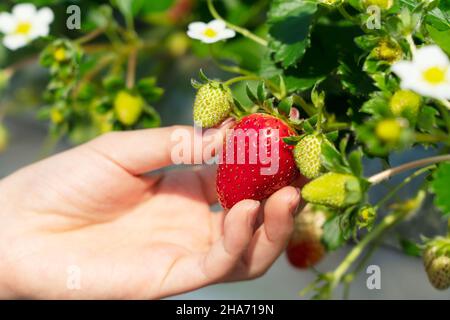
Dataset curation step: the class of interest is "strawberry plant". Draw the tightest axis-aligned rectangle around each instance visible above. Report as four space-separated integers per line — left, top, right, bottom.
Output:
1 0 450 298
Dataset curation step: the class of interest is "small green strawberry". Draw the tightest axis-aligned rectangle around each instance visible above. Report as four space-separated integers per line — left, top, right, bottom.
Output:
114 90 144 126
193 81 233 128
301 172 362 208
294 134 323 179
374 39 402 63
389 90 421 126
423 237 450 290
362 0 393 10
375 118 403 143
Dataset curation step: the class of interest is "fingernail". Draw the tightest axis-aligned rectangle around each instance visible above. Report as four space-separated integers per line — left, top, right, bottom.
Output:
246 200 260 227
287 188 301 214
219 117 235 128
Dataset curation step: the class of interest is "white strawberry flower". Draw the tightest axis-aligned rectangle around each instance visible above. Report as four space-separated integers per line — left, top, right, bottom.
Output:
0 3 54 50
187 20 235 44
391 45 450 100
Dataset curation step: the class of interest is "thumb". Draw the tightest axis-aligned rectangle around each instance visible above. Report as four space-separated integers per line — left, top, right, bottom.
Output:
84 119 234 175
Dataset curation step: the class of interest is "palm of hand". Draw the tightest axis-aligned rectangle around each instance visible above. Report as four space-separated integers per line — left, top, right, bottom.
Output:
0 128 301 299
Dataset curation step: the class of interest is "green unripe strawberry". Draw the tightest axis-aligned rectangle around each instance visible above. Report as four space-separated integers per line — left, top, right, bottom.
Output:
374 39 402 63
423 237 450 290
294 135 323 179
0 123 9 153
357 205 376 230
375 119 403 143
114 91 144 126
301 172 362 208
389 90 421 126
363 0 393 10
193 82 233 128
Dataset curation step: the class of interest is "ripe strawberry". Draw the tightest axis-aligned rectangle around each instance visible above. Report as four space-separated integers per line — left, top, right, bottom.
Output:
301 172 361 208
216 113 300 209
423 237 450 290
114 90 144 126
286 206 326 269
293 134 322 179
193 81 233 128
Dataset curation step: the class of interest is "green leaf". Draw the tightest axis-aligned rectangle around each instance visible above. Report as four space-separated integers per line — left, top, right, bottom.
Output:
426 24 450 55
246 85 259 105
322 215 345 251
283 135 302 145
267 0 318 68
111 0 144 19
398 238 422 257
431 162 450 216
256 82 268 102
348 149 363 177
320 140 351 174
137 77 164 102
417 105 438 132
278 96 293 115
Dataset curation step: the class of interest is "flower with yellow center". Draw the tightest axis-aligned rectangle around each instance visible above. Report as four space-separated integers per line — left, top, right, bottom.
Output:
0 3 54 50
187 20 235 44
53 48 67 62
392 45 450 100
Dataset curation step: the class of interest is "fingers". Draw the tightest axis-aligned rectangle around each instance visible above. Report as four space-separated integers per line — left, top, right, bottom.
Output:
193 165 218 205
159 200 259 295
242 186 300 279
84 120 234 176
200 200 260 281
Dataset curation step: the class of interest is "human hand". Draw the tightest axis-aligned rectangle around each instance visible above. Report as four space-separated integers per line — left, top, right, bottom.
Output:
0 124 303 299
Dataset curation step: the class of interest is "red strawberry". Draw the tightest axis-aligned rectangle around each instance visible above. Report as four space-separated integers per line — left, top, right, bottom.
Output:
216 113 300 209
286 206 326 269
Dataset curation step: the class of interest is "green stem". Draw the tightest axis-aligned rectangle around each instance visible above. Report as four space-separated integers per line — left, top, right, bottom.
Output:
415 133 449 143
292 95 316 117
374 165 435 209
368 154 450 185
330 209 407 291
324 122 351 132
337 5 359 25
75 28 106 45
224 75 260 86
406 34 417 56
436 100 450 136
342 241 379 299
207 0 268 47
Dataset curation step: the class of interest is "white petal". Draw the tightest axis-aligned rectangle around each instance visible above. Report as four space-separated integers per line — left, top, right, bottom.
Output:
3 34 28 50
199 36 221 44
36 7 54 24
29 24 49 38
414 45 449 70
187 22 206 32
187 29 204 40
0 13 16 34
431 85 450 99
217 29 235 40
12 3 37 20
208 19 226 31
391 61 415 80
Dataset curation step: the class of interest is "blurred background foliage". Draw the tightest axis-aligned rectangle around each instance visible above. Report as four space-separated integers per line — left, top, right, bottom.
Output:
0 0 270 149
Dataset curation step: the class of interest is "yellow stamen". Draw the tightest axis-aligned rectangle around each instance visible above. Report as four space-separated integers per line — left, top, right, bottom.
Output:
15 22 32 35
422 66 446 85
203 28 217 38
54 48 67 62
